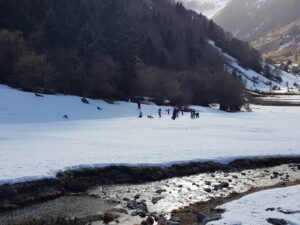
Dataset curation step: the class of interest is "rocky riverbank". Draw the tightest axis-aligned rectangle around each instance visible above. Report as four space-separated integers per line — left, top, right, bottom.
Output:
1 161 300 225
1 157 300 213
88 164 300 225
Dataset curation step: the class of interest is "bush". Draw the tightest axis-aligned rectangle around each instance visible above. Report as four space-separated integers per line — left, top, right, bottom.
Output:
0 30 26 83
14 52 50 89
0 30 51 89
134 65 246 111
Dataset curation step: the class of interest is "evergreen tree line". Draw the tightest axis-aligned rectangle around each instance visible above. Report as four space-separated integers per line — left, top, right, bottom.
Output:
0 0 259 111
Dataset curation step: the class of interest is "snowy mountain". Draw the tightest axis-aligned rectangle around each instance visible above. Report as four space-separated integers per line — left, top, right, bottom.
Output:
176 0 231 18
213 0 300 64
209 40 300 92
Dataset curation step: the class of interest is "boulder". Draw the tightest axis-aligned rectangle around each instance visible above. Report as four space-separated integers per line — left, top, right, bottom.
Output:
204 187 212 193
152 196 164 204
266 218 287 225
205 181 211 185
81 98 89 104
146 216 155 225
220 182 229 188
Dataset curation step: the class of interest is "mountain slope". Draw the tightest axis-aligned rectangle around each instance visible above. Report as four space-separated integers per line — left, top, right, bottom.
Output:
209 40 300 92
252 17 300 65
0 0 298 108
213 0 300 65
175 0 232 18
0 0 265 111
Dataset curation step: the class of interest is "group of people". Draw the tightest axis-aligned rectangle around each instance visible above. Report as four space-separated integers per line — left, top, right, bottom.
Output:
190 110 200 119
138 101 199 120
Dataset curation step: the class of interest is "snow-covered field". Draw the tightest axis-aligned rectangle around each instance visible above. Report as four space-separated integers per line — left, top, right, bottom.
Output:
1 85 300 185
208 185 300 225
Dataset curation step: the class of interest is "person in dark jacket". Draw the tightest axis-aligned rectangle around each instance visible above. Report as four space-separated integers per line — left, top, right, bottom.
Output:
158 108 162 118
190 110 195 119
172 108 177 120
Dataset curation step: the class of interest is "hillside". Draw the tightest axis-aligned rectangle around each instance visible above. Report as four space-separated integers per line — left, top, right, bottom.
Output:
209 40 300 92
1 0 299 110
175 0 231 18
252 17 300 66
213 0 300 65
0 0 266 111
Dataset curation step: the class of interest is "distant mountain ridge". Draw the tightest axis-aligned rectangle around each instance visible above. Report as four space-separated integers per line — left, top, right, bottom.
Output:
176 0 231 18
213 0 300 65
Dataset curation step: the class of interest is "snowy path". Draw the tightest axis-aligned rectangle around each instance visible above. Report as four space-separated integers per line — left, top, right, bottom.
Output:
1 85 300 184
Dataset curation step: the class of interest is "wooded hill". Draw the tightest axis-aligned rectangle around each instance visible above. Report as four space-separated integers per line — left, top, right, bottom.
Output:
0 0 262 111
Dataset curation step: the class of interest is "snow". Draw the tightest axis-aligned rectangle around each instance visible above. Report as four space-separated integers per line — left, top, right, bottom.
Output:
176 0 231 18
1 85 300 185
280 41 292 49
208 185 300 225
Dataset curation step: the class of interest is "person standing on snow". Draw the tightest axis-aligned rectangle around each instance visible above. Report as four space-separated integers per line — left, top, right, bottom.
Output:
172 108 177 120
158 108 162 118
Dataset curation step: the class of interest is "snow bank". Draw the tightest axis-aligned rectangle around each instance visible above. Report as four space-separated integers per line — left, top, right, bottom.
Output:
1 85 300 184
208 185 300 225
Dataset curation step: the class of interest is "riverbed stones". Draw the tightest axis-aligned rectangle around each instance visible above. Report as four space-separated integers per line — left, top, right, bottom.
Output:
213 185 219 191
220 182 229 188
134 194 141 199
146 216 155 224
205 181 211 185
156 189 166 194
204 187 212 193
152 196 164 204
